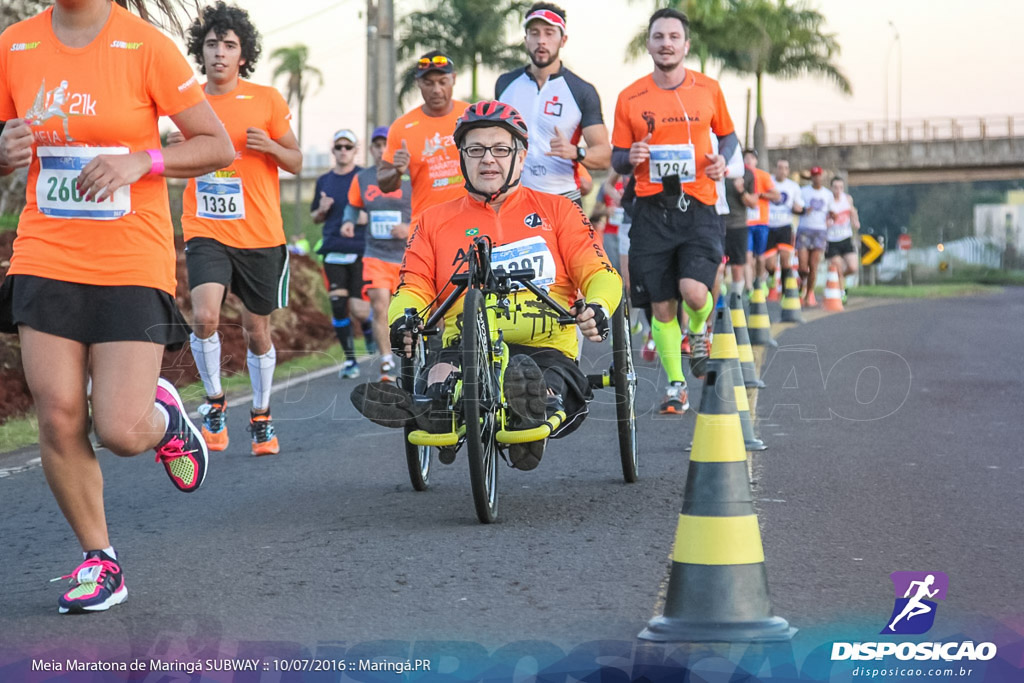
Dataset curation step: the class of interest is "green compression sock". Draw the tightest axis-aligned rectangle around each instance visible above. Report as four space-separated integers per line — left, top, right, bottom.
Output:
684 291 714 336
651 317 685 384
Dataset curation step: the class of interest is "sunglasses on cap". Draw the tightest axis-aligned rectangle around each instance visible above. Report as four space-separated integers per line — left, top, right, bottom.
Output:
334 143 355 151
417 55 450 69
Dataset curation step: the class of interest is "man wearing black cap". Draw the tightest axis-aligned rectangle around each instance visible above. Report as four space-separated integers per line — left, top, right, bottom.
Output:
377 51 468 218
342 125 413 382
495 2 611 205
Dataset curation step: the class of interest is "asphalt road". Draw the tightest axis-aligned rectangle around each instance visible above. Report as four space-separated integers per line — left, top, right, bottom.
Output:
1 290 1021 670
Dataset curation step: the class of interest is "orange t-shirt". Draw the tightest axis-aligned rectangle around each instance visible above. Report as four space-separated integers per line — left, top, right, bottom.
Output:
612 71 734 205
383 101 468 218
0 5 205 295
181 80 292 248
391 186 621 359
746 167 775 226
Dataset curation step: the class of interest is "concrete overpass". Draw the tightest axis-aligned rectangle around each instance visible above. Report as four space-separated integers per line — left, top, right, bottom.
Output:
767 115 1024 186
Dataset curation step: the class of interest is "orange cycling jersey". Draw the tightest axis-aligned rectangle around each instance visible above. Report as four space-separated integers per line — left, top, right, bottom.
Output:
383 102 468 218
390 187 622 359
746 167 775 226
0 4 206 295
181 79 293 248
612 71 734 205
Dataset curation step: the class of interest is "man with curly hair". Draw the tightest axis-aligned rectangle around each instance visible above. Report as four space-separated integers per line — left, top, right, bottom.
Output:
170 1 302 456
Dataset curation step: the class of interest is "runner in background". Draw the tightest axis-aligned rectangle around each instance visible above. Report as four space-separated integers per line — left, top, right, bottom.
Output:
177 1 302 456
826 176 860 298
796 165 831 306
0 0 234 614
378 51 468 217
743 148 779 295
343 125 412 383
312 128 370 379
763 158 803 294
495 2 611 206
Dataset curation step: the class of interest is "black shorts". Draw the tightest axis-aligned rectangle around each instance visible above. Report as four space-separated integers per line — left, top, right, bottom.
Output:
628 196 723 306
0 274 191 348
765 225 795 256
724 229 748 265
825 237 856 259
185 237 289 316
431 343 590 439
322 257 364 297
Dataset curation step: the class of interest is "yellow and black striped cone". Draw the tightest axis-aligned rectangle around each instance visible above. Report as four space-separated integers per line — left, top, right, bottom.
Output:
779 259 804 323
709 308 766 451
639 358 794 642
729 292 766 389
747 281 777 348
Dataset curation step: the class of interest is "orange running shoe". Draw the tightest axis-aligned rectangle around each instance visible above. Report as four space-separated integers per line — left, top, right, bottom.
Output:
659 381 690 415
249 411 280 456
198 396 228 451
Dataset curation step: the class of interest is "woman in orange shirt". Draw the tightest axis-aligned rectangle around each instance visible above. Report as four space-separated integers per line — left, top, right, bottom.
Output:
0 0 233 614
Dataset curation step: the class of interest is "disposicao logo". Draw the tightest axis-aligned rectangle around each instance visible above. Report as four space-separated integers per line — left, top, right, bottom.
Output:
830 571 997 663
880 571 947 634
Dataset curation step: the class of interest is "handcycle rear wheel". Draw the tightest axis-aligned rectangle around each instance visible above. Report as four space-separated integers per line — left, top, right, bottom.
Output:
461 288 500 523
401 337 432 491
611 294 638 483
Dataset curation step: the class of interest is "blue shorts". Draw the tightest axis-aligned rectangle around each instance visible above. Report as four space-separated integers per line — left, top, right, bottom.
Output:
748 224 770 256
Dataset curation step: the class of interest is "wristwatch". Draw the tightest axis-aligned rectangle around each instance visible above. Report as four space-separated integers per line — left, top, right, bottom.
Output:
575 146 587 164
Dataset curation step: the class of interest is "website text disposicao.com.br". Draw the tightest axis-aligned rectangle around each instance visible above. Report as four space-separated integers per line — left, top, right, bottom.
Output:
852 665 977 678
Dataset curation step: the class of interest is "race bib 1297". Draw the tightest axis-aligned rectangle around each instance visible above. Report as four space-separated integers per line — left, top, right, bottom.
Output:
490 236 557 289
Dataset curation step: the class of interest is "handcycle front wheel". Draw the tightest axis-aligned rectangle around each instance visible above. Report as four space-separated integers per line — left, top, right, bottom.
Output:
401 338 433 492
461 288 500 524
611 294 638 483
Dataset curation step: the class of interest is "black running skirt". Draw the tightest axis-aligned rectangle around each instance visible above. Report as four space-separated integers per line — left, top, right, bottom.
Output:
0 274 192 349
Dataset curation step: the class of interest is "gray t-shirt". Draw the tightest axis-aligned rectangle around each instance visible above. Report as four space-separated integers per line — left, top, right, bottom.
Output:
354 166 413 263
724 168 755 231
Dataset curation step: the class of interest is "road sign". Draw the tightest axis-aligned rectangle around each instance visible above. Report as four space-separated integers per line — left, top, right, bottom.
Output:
898 234 912 250
861 234 885 265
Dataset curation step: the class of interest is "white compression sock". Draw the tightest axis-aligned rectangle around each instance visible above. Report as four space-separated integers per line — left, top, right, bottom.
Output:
247 346 276 412
190 332 223 398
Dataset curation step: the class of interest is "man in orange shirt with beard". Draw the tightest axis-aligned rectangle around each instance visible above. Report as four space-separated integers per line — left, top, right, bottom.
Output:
377 51 468 218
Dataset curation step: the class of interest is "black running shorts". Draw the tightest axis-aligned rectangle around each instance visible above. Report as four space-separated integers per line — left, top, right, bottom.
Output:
724 228 748 265
825 237 856 259
627 196 723 306
765 225 795 256
322 258 365 298
185 237 289 316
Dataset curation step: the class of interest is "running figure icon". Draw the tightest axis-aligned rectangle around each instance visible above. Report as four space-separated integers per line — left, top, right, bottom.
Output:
888 574 939 631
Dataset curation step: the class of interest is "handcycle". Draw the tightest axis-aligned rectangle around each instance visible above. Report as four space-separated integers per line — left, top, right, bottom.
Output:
398 236 638 524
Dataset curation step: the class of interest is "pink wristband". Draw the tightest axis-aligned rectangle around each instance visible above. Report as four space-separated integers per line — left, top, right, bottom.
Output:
145 148 164 176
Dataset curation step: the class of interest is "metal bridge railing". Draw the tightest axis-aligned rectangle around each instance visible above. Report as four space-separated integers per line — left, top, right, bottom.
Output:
770 114 1024 148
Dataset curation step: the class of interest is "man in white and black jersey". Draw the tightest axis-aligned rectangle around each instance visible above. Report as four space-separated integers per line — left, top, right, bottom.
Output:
495 2 611 205
764 158 804 290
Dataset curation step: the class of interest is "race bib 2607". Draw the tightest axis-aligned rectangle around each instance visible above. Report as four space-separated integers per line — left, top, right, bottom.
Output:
36 146 131 220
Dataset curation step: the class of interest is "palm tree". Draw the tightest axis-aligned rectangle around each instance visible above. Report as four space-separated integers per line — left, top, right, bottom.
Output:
396 0 529 105
717 0 851 162
270 45 323 233
625 0 735 73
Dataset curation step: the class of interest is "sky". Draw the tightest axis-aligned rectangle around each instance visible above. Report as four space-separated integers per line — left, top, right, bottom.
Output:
195 0 1024 163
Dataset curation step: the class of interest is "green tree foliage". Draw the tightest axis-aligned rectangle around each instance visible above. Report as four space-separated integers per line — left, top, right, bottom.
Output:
396 0 529 104
1 0 47 31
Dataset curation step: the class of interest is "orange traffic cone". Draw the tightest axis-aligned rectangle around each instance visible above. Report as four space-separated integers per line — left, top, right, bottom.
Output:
639 356 794 642
823 264 844 312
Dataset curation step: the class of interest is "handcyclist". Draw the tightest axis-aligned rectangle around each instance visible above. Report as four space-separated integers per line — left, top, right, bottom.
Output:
350 101 621 471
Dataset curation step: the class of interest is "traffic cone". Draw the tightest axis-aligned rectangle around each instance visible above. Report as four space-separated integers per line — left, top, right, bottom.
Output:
747 282 776 348
823 264 845 312
779 253 804 323
766 273 781 302
639 357 794 643
730 292 766 389
708 308 765 451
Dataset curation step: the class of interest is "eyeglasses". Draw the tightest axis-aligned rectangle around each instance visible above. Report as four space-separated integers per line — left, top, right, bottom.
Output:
333 144 355 151
462 144 515 158
417 55 450 69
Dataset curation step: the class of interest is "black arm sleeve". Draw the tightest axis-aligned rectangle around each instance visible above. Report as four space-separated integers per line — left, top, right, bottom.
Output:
717 132 740 165
612 147 633 175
